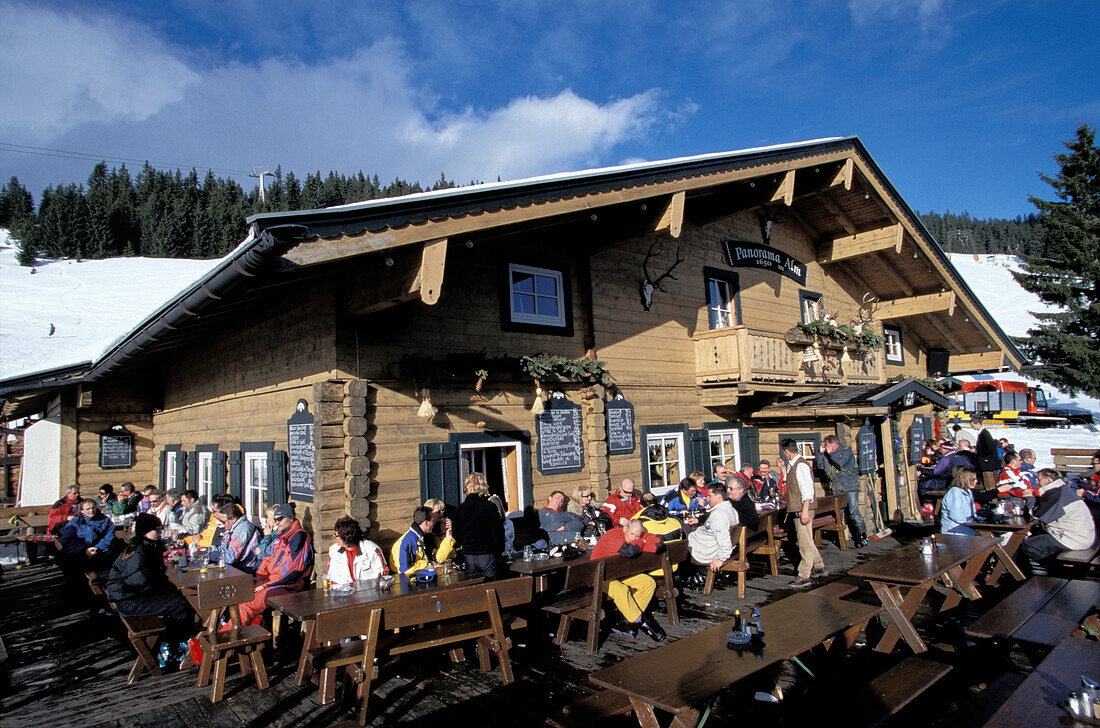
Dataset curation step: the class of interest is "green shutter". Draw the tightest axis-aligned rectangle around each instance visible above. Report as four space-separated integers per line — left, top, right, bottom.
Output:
228 451 242 501
688 429 709 479
740 426 760 469
174 453 187 491
213 451 228 494
419 442 460 506
158 450 167 490
186 451 198 491
266 451 288 505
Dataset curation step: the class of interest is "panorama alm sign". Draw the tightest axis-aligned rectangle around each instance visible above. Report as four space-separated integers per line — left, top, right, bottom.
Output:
722 241 807 285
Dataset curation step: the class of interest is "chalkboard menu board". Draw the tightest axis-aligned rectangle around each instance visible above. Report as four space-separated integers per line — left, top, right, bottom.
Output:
536 394 584 475
605 393 635 455
287 399 316 502
857 418 877 475
99 425 134 469
908 415 926 465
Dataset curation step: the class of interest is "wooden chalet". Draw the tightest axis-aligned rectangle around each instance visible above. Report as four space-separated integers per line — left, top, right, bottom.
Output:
0 136 1024 567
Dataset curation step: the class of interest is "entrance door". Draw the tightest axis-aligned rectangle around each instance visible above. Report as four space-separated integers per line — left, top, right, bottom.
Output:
460 442 523 511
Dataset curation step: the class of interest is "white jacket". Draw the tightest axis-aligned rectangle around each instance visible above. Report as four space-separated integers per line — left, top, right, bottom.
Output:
326 539 389 585
688 499 739 562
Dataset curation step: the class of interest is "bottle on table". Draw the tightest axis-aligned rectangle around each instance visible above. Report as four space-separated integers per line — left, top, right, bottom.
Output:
218 550 227 570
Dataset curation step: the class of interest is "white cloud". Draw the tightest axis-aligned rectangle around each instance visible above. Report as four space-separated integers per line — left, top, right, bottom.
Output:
0 2 200 140
1 5 672 193
847 0 951 36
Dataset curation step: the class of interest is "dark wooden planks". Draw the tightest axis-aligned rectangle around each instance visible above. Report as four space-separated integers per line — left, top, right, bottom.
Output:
1013 578 1100 647
982 637 1100 728
964 576 1068 640
857 656 952 725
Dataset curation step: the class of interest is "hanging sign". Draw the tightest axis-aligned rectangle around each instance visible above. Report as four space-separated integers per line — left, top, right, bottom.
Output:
722 241 807 285
287 399 316 502
857 417 878 475
536 392 584 475
605 392 636 455
99 425 134 469
908 415 926 465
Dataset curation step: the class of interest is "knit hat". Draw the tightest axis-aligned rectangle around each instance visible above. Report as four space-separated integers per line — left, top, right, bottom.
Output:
273 503 295 521
135 513 162 536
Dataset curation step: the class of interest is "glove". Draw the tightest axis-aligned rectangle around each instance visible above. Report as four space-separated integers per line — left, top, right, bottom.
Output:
618 543 642 558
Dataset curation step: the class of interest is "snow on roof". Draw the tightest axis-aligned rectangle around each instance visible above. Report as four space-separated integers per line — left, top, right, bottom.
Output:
0 229 221 381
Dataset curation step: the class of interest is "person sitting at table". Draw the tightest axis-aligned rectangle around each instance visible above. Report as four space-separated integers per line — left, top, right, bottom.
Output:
138 485 158 514
726 476 759 531
95 484 117 510
996 451 1035 498
456 473 505 579
47 484 82 536
106 513 197 664
1018 448 1040 488
236 504 314 627
212 501 261 573
661 477 703 518
113 482 143 515
591 519 666 642
146 488 171 525
423 498 457 564
940 466 979 536
391 506 455 574
253 505 280 559
753 460 785 504
684 484 738 588
163 489 183 526
326 516 388 585
539 491 585 546
568 485 612 540
185 493 240 548
727 463 756 496
1072 451 1100 523
1018 469 1096 573
177 489 207 536
601 479 641 528
60 498 119 567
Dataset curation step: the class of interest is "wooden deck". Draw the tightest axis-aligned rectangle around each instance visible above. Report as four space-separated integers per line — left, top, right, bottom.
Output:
0 529 1081 728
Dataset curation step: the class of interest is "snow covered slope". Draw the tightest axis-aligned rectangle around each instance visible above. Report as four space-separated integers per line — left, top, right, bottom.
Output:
0 229 219 380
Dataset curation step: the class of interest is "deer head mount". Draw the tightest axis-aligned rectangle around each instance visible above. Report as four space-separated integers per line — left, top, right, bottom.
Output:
640 241 685 311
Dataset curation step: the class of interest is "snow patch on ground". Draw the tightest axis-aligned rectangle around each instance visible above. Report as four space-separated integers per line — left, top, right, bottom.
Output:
0 229 220 380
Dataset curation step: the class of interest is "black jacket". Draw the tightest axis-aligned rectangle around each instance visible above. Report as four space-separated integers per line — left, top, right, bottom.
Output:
731 494 760 531
456 493 505 556
975 429 999 472
106 538 168 603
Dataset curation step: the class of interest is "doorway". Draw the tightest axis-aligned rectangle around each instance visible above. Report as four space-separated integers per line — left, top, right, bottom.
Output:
460 442 523 511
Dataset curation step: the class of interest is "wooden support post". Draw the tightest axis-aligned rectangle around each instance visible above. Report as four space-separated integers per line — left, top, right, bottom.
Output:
875 291 956 320
817 224 904 264
413 238 447 305
817 192 857 235
879 417 900 522
770 170 795 206
655 191 686 238
829 158 854 191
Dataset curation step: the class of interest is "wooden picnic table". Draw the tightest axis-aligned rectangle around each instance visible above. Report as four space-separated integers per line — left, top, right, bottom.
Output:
509 552 588 592
167 563 254 627
983 635 1100 727
588 592 882 728
848 533 1019 654
268 571 485 695
965 516 1034 584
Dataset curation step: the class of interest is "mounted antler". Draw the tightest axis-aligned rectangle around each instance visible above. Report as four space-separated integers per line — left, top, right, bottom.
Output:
856 292 880 325
640 242 686 311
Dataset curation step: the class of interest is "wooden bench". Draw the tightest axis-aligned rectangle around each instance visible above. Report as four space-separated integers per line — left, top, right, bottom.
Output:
119 614 166 684
965 576 1100 648
812 493 848 550
1052 447 1096 479
702 524 749 598
855 656 952 726
1056 537 1100 573
746 509 781 576
808 574 863 600
563 689 634 722
193 573 269 702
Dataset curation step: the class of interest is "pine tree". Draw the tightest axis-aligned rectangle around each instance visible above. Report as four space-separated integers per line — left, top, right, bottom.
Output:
0 176 34 228
1012 124 1100 399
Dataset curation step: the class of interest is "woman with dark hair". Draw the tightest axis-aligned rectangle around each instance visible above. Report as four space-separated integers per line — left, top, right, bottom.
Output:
106 513 196 663
96 484 117 509
325 516 389 585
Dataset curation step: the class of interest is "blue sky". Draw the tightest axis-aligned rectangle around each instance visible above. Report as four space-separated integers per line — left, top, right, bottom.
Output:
1 1 1096 220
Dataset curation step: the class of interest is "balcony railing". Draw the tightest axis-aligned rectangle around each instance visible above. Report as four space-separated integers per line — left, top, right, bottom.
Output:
694 325 884 388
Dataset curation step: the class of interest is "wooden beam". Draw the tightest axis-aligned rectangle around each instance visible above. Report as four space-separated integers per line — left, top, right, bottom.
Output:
829 158 854 191
922 312 969 353
872 252 914 296
413 237 447 305
876 291 956 320
770 170 795 206
817 192 857 235
948 350 1006 373
880 416 901 520
655 191 685 238
784 206 820 244
817 224 904 264
344 237 447 315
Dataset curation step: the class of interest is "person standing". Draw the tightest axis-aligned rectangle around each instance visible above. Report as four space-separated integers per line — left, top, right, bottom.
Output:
782 439 825 588
971 416 999 491
456 473 505 579
815 435 867 548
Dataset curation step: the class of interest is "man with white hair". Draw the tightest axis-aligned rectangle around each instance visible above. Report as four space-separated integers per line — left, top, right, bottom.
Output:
1019 468 1096 572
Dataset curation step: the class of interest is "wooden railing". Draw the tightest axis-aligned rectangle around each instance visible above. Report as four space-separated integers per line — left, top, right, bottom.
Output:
694 326 884 387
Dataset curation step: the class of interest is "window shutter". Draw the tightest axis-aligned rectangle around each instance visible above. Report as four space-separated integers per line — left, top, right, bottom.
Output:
688 429 710 479
227 451 243 501
922 416 934 441
520 440 534 508
213 451 228 494
186 451 198 491
418 442 460 506
173 453 187 491
739 426 760 470
158 451 167 490
266 451 288 505
638 425 653 492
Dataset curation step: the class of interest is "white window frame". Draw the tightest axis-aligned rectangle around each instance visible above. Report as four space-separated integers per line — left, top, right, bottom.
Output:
800 292 823 325
164 450 180 491
243 451 269 522
508 263 566 328
459 441 526 511
196 451 215 506
708 428 742 476
706 277 736 329
883 325 904 365
646 432 685 497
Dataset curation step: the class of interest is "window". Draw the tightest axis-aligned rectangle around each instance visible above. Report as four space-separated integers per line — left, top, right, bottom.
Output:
800 291 822 324
508 263 565 327
196 451 215 505
708 428 741 474
646 432 685 496
704 267 740 330
779 432 820 460
883 325 904 365
243 451 269 522
164 450 180 490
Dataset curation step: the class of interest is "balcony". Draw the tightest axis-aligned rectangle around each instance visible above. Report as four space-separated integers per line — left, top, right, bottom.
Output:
693 325 885 393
